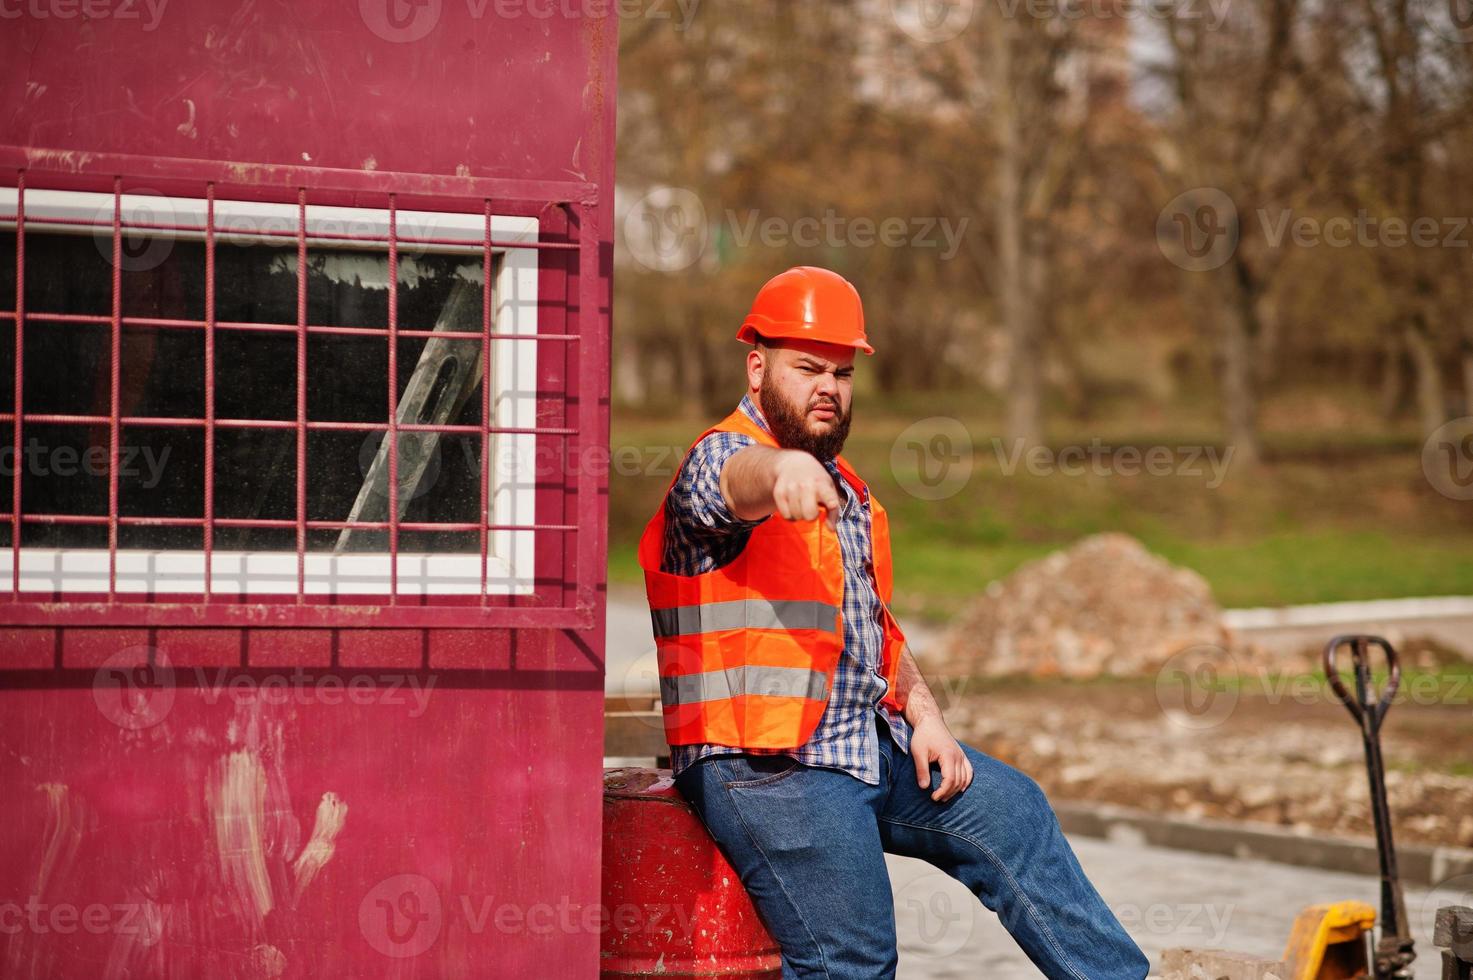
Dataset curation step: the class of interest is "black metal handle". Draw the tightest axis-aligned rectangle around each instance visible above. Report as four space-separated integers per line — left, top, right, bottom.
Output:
1322 634 1401 729
1323 634 1415 978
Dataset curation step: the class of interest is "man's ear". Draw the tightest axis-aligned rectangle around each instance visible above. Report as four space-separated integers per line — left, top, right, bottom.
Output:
746 347 766 390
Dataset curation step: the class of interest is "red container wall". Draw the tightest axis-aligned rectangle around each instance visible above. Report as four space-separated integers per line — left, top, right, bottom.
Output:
0 4 615 977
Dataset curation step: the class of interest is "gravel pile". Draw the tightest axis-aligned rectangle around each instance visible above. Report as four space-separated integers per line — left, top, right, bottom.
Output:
937 533 1231 678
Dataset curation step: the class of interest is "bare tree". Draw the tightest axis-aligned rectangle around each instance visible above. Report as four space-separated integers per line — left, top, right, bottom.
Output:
1318 0 1473 430
1150 0 1318 465
901 5 1092 446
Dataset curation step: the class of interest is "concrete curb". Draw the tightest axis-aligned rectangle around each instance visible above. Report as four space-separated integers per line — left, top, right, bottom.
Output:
1223 596 1473 631
1055 800 1473 887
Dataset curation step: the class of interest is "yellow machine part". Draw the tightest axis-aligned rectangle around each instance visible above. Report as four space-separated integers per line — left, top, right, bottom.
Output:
1283 901 1377 980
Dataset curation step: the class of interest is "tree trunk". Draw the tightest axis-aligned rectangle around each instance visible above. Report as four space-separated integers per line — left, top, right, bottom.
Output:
1218 300 1261 466
992 17 1043 448
613 331 646 407
1378 330 1410 422
1215 258 1263 465
1403 318 1445 436
678 327 706 420
1462 333 1473 419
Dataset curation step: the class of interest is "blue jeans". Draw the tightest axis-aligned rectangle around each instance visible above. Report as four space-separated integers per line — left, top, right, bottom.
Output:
673 717 1149 979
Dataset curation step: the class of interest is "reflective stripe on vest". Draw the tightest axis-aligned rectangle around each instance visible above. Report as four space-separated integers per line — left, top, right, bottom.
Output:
660 664 831 706
650 598 840 639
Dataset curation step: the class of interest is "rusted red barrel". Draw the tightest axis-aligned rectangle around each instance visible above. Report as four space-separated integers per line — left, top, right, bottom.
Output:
602 768 782 978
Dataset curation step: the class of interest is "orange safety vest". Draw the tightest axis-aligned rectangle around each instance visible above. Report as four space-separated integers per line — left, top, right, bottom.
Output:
638 407 908 750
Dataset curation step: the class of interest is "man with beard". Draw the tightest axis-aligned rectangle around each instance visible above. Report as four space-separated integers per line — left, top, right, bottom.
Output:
637 266 1148 979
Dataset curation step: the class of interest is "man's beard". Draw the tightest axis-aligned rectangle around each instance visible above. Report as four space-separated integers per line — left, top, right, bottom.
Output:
758 379 852 461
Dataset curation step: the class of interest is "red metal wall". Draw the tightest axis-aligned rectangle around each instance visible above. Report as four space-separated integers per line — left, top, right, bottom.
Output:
0 3 614 976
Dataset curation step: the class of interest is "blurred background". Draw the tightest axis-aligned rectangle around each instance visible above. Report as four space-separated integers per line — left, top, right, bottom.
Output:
603 2 1473 971
611 0 1473 614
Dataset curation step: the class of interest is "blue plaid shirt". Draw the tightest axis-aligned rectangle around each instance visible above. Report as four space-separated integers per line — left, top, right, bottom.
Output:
661 395 911 785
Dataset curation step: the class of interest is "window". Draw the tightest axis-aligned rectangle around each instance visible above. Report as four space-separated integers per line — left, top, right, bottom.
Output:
0 185 557 607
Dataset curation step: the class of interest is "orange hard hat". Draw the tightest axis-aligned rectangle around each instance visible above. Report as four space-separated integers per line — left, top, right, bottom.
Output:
736 266 874 355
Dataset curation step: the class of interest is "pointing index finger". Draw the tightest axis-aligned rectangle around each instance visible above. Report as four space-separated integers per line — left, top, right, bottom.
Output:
818 485 841 529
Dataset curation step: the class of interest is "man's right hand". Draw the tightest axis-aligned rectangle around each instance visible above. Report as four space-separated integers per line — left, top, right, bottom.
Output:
771 450 841 530
721 445 841 529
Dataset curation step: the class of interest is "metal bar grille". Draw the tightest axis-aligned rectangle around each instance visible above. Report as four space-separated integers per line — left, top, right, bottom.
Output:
204 182 216 596
481 200 493 602
295 189 308 599
386 194 400 601
107 177 122 600
0 211 581 252
0 415 574 434
11 515 576 532
10 173 22 596
0 168 604 630
0 311 580 342
574 198 601 618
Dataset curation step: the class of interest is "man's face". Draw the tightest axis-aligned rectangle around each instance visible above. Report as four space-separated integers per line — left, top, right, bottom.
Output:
751 338 855 461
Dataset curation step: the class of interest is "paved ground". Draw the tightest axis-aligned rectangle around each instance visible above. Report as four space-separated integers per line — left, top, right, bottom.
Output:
607 594 1469 977
892 835 1462 978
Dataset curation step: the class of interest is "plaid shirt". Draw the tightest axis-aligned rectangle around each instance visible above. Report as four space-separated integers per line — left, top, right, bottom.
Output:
661 394 910 785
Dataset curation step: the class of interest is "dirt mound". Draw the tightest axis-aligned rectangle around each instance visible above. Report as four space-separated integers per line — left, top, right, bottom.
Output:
937 532 1229 678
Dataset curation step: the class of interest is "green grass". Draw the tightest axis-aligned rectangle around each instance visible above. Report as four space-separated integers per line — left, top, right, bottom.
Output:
608 401 1473 622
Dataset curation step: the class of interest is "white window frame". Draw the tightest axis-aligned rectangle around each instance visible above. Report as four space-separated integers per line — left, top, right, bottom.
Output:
0 187 539 596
